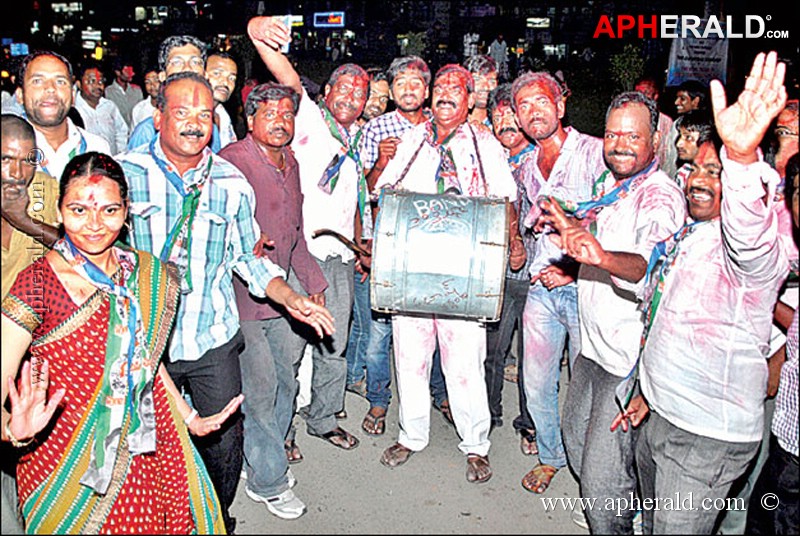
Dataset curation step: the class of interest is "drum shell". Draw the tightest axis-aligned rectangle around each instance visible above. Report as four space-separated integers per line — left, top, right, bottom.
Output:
370 190 509 321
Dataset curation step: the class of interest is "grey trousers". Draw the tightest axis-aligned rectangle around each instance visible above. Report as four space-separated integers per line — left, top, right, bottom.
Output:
302 256 354 436
637 411 759 535
562 354 639 534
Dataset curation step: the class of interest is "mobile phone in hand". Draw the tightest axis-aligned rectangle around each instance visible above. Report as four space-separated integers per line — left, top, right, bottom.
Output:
280 15 291 53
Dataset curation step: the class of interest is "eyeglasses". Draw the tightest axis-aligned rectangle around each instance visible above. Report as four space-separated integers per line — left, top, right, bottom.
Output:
167 57 205 70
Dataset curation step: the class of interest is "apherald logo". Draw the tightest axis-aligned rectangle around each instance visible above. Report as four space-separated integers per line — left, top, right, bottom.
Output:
593 15 789 39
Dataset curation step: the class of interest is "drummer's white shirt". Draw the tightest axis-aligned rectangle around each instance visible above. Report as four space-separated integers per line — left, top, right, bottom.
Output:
375 120 517 201
292 89 359 263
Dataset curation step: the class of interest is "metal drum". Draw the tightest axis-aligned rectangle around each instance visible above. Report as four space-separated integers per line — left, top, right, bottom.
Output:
371 190 509 321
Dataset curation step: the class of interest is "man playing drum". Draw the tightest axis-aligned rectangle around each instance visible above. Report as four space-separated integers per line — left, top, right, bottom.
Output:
374 64 523 483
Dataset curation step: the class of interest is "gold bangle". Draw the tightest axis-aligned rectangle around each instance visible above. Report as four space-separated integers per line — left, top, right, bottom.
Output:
512 236 523 242
4 422 34 449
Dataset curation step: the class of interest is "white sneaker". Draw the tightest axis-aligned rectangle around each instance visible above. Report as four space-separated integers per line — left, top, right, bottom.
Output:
245 486 306 520
632 509 643 535
286 468 296 489
242 468 296 488
571 503 589 530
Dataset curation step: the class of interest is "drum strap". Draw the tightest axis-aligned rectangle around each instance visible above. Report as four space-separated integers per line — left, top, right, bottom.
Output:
468 124 489 196
389 123 488 196
389 138 427 190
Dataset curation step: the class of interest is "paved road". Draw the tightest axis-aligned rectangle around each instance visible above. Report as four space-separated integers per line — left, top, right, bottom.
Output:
231 364 588 534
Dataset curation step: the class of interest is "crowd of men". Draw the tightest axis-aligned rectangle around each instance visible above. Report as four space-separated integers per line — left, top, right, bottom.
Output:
1 13 798 535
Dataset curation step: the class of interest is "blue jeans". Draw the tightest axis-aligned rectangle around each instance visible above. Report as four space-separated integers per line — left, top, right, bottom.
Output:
345 272 371 387
430 345 448 408
239 311 307 497
522 283 580 468
365 312 393 409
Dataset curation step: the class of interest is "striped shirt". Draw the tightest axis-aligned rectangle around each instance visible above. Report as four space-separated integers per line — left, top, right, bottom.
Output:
118 137 285 361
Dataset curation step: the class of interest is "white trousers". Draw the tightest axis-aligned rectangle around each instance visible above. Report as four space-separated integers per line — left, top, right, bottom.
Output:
393 314 491 456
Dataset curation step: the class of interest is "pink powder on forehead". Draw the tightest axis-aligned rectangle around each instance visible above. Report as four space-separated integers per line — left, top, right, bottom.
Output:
192 86 201 107
87 174 104 184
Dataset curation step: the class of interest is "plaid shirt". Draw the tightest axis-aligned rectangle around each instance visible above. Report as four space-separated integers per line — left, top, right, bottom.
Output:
359 109 430 170
118 137 285 361
774 309 799 455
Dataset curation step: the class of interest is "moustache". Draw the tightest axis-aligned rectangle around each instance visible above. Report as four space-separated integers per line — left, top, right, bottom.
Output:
499 127 519 136
334 101 358 113
214 86 230 95
180 130 205 138
608 150 636 158
436 99 458 109
688 186 714 196
269 127 289 137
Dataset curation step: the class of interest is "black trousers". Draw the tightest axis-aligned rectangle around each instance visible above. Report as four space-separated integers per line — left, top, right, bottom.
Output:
166 330 245 533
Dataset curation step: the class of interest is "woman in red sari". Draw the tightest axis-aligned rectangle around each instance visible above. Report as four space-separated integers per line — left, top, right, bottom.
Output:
1 153 240 534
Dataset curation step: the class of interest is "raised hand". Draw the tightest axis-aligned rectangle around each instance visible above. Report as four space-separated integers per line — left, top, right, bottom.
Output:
187 394 244 437
6 358 66 443
247 16 291 51
710 51 787 162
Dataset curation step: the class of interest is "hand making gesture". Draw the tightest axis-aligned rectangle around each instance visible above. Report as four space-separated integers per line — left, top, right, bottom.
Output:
710 51 787 164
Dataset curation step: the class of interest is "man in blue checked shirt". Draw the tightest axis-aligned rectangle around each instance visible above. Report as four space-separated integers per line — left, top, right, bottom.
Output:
117 72 334 534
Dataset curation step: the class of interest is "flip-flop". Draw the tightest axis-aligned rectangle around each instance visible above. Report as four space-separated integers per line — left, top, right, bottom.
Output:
361 407 387 435
309 426 359 450
520 429 538 456
284 439 303 464
521 464 558 494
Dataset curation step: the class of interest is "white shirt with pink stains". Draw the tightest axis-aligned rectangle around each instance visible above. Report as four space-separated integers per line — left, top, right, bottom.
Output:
291 88 359 263
578 167 686 378
375 120 518 201
640 151 792 443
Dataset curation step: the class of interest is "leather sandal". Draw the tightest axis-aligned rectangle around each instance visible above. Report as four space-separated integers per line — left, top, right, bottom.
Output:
380 443 414 468
466 454 492 483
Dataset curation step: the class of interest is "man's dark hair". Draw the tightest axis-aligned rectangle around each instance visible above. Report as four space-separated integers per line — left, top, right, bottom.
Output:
510 71 563 113
156 72 212 111
77 62 104 80
606 91 659 135
1 113 36 144
386 56 431 87
368 69 388 83
207 50 238 65
488 83 513 117
157 35 208 72
18 50 73 84
112 57 133 73
463 54 497 76
245 82 300 116
325 63 368 89
675 110 718 146
676 80 708 111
